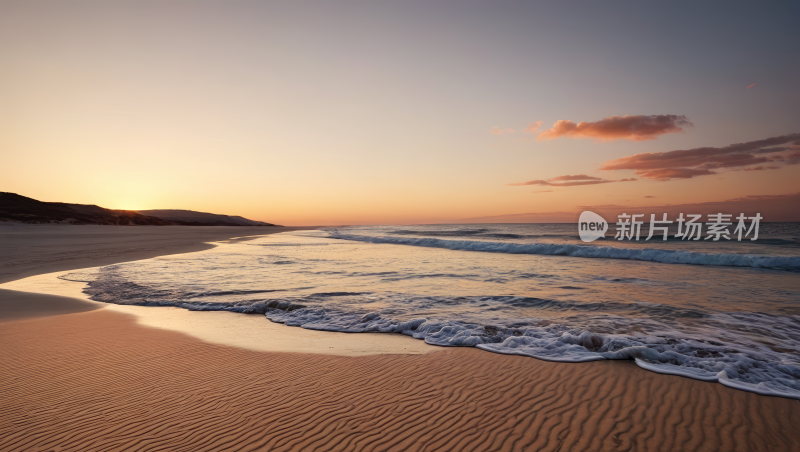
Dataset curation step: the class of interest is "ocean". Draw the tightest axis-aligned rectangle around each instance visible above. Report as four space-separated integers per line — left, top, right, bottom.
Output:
61 223 800 399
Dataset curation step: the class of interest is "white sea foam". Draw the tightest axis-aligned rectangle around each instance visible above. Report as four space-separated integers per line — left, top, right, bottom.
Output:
62 264 800 399
327 231 800 271
260 305 800 399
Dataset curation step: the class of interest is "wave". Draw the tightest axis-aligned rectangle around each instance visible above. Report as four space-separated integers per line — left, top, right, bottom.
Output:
60 267 800 400
261 305 800 400
327 232 800 272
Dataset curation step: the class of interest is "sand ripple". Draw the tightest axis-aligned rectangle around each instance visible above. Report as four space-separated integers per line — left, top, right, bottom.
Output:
1 310 799 451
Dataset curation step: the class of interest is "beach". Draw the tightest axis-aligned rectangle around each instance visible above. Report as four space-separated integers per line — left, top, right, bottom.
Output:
0 224 309 285
4 2 798 450
1 225 799 451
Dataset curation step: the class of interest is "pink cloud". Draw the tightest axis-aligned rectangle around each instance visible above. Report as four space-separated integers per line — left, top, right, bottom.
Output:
537 115 693 142
633 168 716 180
746 83 756 89
599 133 800 180
508 174 636 187
548 174 604 182
524 121 543 134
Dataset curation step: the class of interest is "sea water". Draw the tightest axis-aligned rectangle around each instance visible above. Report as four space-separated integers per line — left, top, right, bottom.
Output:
61 224 800 398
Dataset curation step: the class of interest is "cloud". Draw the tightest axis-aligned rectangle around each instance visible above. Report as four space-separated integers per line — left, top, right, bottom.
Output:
598 133 800 180
531 190 553 193
456 192 800 223
524 121 543 134
548 174 604 182
746 83 756 89
537 115 693 142
632 168 716 180
644 196 656 198
742 165 781 172
507 174 636 187
780 151 800 165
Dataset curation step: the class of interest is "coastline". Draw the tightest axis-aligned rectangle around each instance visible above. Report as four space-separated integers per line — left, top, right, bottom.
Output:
0 224 310 285
1 225 799 451
1 268 436 356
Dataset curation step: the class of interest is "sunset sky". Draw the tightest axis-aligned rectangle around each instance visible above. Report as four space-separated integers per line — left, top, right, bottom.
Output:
2 1 798 225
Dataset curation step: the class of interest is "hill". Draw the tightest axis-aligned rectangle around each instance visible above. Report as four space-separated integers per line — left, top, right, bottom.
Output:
0 193 278 226
136 210 275 226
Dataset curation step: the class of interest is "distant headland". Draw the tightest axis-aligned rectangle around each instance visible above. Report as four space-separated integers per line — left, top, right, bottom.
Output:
0 192 279 227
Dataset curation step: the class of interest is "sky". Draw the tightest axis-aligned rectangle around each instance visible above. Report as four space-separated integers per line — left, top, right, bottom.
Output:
2 0 798 225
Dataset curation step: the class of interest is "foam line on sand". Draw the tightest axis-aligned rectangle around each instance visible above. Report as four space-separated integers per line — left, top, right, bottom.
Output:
0 268 436 356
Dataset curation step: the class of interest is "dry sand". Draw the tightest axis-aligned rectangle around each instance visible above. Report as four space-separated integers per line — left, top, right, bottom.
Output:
1 225 799 451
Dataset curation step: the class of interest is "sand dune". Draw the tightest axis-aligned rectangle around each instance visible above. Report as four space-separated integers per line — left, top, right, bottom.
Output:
2 309 798 452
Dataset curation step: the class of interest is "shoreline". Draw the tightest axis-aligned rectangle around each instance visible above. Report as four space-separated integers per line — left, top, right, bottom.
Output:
1 266 437 356
1 225 799 450
0 224 311 285
0 226 435 356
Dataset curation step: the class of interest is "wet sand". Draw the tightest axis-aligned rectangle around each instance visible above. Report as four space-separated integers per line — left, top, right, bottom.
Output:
1 225 798 451
0 288 101 321
3 309 799 451
0 223 306 284
1 259 436 357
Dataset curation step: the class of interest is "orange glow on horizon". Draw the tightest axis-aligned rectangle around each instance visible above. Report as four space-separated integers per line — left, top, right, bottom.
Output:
1 3 797 226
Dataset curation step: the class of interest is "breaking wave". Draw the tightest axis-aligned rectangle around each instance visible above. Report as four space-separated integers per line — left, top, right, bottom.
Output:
328 231 800 272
